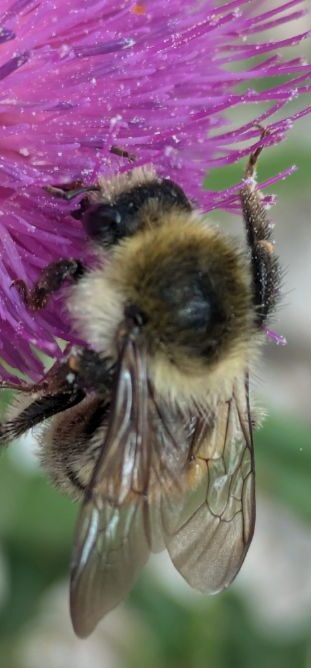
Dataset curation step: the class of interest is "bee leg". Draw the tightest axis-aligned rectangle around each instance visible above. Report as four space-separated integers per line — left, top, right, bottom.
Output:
110 145 137 162
240 128 281 325
12 258 85 310
0 380 43 393
45 183 100 201
0 389 85 446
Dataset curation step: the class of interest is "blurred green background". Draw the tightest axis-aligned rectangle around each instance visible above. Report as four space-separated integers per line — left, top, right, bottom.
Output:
1 14 311 668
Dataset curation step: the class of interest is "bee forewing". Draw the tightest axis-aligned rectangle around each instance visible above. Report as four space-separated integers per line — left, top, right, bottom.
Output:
70 498 149 638
163 378 255 593
70 331 151 637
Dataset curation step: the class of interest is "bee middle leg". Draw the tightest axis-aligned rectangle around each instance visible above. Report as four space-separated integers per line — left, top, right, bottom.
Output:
12 258 85 310
240 128 281 325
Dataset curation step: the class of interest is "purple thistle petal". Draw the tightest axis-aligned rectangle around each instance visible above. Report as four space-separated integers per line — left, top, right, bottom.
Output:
0 0 310 380
264 327 288 346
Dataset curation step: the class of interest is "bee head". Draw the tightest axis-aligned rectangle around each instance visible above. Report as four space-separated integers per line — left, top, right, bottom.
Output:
82 202 140 248
72 176 191 248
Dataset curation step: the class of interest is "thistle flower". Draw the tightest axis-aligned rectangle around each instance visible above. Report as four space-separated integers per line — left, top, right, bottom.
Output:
0 0 310 381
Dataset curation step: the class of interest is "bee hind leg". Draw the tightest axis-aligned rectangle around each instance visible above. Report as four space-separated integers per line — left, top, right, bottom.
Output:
0 388 85 447
240 127 281 325
0 346 106 448
12 258 85 310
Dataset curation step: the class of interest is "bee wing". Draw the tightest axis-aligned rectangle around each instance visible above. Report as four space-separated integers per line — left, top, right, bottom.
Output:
70 343 255 637
162 377 255 594
70 333 151 638
70 496 149 638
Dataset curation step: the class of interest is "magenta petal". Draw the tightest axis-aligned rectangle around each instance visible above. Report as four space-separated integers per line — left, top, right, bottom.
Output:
0 0 310 380
264 327 288 346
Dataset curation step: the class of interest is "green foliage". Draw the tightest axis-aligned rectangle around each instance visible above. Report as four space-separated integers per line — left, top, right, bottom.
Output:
205 149 310 194
257 417 311 523
0 453 76 638
128 580 310 668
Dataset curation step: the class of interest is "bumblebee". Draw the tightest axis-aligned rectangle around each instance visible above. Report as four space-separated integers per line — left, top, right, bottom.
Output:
0 130 280 637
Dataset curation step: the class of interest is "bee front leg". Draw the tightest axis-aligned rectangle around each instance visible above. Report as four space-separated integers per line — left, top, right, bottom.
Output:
45 183 100 201
12 258 85 310
240 127 281 325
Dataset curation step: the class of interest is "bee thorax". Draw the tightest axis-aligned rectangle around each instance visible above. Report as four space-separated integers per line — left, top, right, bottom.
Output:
68 212 257 407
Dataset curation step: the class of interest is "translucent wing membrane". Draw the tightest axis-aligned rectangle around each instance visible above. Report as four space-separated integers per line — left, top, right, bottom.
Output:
70 335 255 637
70 497 150 638
70 332 151 638
164 378 255 593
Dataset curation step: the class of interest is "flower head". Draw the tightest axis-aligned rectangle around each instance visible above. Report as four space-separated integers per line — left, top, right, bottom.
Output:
0 0 310 380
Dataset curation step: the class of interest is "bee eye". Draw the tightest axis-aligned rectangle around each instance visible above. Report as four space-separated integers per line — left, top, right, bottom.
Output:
83 205 124 245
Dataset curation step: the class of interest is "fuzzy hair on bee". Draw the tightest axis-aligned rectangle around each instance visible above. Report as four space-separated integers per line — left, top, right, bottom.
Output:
0 129 281 638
